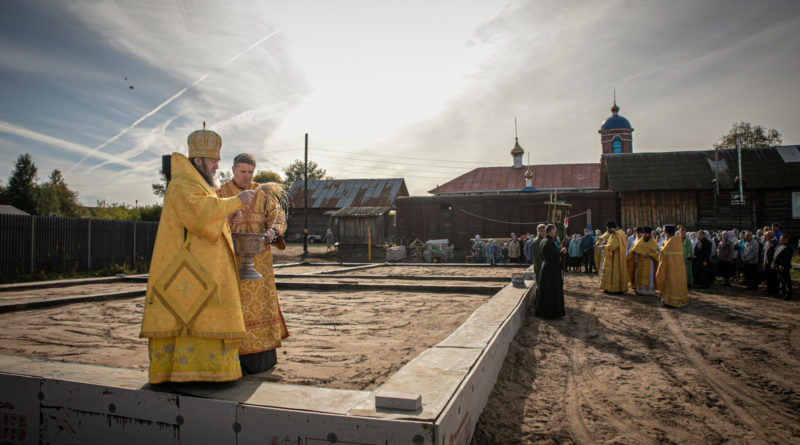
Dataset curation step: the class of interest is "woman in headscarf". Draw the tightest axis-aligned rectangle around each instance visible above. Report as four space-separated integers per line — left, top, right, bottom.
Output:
472 235 485 263
716 231 735 286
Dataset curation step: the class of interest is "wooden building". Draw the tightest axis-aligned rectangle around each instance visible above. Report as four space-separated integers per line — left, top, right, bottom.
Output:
396 191 618 248
398 102 799 247
602 146 800 233
331 206 393 246
286 178 408 242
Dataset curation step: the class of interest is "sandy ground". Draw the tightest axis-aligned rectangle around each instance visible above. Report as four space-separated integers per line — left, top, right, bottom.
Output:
472 272 800 444
0 282 144 305
3 258 799 443
0 287 488 391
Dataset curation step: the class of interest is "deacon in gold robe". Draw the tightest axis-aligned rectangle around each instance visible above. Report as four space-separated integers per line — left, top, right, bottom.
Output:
656 224 689 307
599 220 629 293
140 126 256 383
594 229 610 284
218 153 289 374
626 227 659 296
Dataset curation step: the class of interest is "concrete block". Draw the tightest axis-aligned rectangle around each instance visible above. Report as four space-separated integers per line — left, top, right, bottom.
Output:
174 379 370 415
40 379 179 425
374 391 422 411
436 318 500 348
237 404 432 445
40 406 178 445
0 373 40 445
179 395 237 444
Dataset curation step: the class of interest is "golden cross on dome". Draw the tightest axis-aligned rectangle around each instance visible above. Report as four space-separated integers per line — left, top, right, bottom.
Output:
175 277 195 297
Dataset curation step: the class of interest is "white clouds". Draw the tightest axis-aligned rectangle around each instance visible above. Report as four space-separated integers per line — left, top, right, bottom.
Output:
0 120 137 169
2 0 799 202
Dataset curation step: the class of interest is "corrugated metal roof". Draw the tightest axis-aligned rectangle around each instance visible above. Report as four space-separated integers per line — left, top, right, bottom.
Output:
603 146 800 192
287 178 408 209
0 205 29 216
428 163 601 195
331 206 391 217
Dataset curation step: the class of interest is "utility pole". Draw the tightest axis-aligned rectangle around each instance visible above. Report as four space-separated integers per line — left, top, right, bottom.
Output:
737 137 743 229
713 146 718 232
303 133 309 255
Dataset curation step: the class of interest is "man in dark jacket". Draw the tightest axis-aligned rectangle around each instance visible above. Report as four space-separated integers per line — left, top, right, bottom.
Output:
581 228 595 273
772 234 793 300
762 231 779 295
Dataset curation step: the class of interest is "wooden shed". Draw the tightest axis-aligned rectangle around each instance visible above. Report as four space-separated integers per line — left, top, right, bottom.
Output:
331 206 392 246
285 178 408 242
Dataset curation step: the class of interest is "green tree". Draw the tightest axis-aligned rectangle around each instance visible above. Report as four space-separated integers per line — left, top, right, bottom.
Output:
128 204 162 221
2 154 38 214
253 170 283 184
44 169 84 217
152 169 167 198
282 159 330 186
34 184 60 216
713 121 783 149
89 200 133 220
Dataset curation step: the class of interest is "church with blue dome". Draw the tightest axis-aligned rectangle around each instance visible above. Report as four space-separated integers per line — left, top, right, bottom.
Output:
599 100 633 154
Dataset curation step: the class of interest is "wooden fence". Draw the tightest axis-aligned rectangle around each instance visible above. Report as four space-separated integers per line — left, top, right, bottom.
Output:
0 214 158 277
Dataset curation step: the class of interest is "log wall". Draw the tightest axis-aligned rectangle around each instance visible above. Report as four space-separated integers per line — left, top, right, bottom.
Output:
619 191 698 230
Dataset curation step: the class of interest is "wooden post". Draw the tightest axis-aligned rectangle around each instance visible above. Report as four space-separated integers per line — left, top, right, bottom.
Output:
133 221 137 266
368 227 372 262
87 219 91 270
30 216 35 274
303 133 308 255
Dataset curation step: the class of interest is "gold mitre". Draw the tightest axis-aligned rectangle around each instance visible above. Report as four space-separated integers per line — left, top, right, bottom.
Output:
187 123 221 159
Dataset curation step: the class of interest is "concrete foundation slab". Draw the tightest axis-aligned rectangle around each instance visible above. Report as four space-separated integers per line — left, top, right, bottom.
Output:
0 267 533 444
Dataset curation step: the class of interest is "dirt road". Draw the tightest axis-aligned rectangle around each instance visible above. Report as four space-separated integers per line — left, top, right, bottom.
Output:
472 273 800 444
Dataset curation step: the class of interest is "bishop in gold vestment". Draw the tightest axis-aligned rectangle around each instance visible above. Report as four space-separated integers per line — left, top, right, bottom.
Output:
218 153 289 374
627 228 659 296
140 128 255 383
656 225 689 307
599 221 629 293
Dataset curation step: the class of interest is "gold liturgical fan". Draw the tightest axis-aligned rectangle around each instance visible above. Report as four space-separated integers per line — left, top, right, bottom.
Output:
152 234 217 327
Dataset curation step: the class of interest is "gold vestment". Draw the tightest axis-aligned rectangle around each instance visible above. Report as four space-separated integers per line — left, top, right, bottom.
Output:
599 229 629 293
627 237 659 296
140 153 246 383
656 235 689 307
218 180 289 355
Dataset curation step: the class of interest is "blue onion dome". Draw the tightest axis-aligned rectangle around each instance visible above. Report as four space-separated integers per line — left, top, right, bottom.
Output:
600 103 632 131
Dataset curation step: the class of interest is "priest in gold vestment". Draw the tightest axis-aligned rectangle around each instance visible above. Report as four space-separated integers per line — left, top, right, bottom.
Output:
656 225 689 307
599 221 629 293
626 227 659 296
218 153 289 374
594 229 610 284
140 127 255 383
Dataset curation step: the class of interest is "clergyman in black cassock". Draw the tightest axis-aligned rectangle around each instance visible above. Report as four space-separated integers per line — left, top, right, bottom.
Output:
693 233 713 288
535 226 566 319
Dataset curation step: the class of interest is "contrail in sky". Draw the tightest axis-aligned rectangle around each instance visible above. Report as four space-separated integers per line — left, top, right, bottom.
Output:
69 28 282 173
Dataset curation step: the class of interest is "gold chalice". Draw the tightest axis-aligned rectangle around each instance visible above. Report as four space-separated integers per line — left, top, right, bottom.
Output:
231 231 266 280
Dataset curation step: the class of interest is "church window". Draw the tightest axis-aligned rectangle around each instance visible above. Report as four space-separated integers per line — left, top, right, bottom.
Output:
612 136 622 153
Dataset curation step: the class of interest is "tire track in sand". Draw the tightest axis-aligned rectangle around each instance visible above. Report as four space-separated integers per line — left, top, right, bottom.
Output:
564 296 595 445
659 306 793 444
565 297 657 445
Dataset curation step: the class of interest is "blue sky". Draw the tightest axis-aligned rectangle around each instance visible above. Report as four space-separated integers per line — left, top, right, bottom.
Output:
1 0 799 206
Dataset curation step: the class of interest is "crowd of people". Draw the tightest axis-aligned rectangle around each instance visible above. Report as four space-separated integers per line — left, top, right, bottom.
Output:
471 221 795 319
